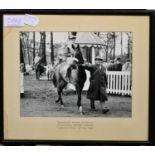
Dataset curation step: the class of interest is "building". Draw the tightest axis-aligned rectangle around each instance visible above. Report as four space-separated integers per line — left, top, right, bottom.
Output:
74 32 106 64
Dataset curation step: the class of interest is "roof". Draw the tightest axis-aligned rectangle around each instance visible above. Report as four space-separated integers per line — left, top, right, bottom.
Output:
75 32 104 46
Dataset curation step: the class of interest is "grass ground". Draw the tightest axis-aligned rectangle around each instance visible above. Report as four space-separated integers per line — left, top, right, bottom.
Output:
21 74 131 117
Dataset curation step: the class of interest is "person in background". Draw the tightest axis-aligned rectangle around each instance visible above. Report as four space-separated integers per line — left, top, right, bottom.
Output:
114 57 123 71
122 59 132 71
107 60 114 71
82 56 109 114
34 52 46 80
122 58 132 89
34 52 41 68
45 63 54 81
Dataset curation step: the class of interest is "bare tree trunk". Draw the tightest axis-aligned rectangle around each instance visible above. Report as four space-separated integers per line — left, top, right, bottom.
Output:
20 38 24 63
106 46 108 62
126 32 132 59
40 32 47 65
39 32 42 56
27 48 30 65
26 34 30 65
110 48 112 60
113 32 115 60
51 32 54 65
33 32 35 63
121 32 123 57
106 33 108 62
44 32 46 65
128 36 130 59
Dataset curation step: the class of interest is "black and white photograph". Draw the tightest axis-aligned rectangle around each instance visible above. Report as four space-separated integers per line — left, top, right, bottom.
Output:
20 31 132 117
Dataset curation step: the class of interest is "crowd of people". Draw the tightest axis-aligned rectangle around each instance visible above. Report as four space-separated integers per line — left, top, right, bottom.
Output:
103 57 132 72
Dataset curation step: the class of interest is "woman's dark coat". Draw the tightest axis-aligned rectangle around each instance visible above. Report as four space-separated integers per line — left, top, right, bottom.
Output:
83 64 108 101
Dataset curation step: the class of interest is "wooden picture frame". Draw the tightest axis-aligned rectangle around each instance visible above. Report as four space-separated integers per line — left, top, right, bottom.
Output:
0 9 155 145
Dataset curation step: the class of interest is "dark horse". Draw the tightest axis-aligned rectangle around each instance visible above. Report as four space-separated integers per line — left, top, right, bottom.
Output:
52 45 86 114
35 62 45 80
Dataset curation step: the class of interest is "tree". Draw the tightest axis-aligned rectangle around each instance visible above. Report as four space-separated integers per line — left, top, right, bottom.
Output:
20 32 31 65
98 32 109 61
126 32 132 59
40 32 47 65
120 32 123 57
107 32 116 60
20 36 24 64
50 32 54 64
33 32 35 63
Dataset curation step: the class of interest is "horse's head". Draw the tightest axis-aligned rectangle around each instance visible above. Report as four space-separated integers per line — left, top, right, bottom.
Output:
72 44 80 53
72 44 84 64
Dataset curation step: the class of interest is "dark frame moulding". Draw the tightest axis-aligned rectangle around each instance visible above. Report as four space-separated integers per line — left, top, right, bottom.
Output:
0 9 155 146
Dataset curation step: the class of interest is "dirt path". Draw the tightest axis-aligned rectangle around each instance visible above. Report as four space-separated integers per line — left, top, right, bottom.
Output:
21 74 131 117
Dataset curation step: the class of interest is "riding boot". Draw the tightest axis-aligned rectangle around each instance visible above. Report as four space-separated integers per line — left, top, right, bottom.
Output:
90 99 95 110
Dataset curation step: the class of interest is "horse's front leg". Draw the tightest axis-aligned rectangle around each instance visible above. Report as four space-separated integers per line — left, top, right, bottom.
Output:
58 90 64 108
76 85 83 114
55 94 61 103
55 89 64 108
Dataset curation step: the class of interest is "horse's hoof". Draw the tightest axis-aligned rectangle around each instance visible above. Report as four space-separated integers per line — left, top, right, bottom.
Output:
102 109 110 114
80 111 85 115
61 105 65 108
78 106 84 115
78 106 83 113
55 99 60 103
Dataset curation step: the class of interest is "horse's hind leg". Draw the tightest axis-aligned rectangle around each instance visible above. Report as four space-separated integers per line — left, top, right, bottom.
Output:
36 70 40 80
55 88 62 104
55 97 60 103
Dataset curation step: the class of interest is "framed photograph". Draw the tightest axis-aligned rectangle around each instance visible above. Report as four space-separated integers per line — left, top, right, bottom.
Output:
1 10 155 145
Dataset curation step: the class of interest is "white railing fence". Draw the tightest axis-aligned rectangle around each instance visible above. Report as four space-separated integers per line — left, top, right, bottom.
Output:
106 71 131 96
29 69 132 96
83 71 131 96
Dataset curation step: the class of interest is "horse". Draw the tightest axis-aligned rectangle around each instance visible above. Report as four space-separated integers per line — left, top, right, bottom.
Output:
35 62 45 80
52 45 86 114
